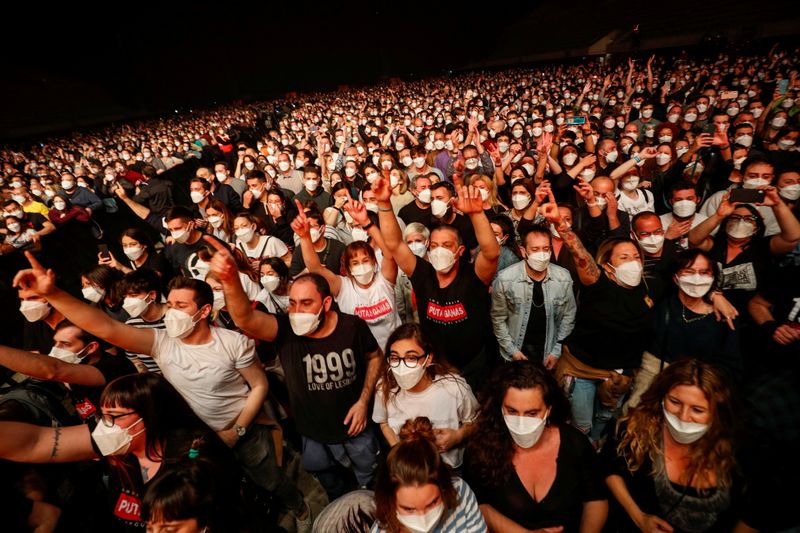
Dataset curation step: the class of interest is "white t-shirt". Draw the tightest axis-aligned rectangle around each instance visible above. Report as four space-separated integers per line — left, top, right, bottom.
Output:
336 271 400 351
700 188 780 236
239 273 262 301
256 289 289 314
616 189 654 217
659 211 709 250
150 327 256 431
372 374 478 467
237 235 288 261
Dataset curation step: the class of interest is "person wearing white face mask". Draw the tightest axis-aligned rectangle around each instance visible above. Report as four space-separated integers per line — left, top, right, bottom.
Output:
624 250 741 411
293 199 400 350
206 238 383 501
56 172 103 215
463 362 608 533
294 166 333 213
372 416 487 533
629 212 687 276
287 202 346 277
233 213 290 268
255 257 291 315
212 161 246 198
375 174 500 389
0 320 135 421
660 181 708 250
689 189 800 312
163 206 222 278
407 146 444 182
775 169 800 206
491 226 576 368
273 153 304 194
13 260 314 526
120 269 167 373
445 144 494 182
604 360 743 533
81 265 126 321
399 175 434 226
542 200 656 442
373 324 478 469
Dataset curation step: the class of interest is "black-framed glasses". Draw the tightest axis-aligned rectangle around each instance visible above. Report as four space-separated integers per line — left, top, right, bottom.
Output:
728 215 758 223
101 411 136 427
387 353 429 368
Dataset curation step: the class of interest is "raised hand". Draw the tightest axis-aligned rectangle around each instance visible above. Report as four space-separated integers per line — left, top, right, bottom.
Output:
13 251 56 296
664 219 693 240
290 199 312 239
605 191 618 213
454 185 484 215
204 236 239 283
758 186 783 207
371 176 393 202
578 153 597 168
541 192 562 226
716 193 736 218
573 179 594 202
343 199 370 226
641 146 658 159
534 181 552 205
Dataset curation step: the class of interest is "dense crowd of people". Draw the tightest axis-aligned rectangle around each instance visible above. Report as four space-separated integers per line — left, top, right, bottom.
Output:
0 42 798 533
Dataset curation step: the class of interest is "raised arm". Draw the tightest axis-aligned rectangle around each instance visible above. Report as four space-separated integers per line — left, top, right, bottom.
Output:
205 237 279 341
688 194 732 250
13 252 153 355
763 187 800 256
0 422 97 464
114 183 151 221
0 344 106 387
291 199 342 295
453 177 499 285
542 194 601 285
374 177 418 277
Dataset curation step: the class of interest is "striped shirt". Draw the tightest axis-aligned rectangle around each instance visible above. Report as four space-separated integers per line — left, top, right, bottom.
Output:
370 477 487 533
125 315 165 373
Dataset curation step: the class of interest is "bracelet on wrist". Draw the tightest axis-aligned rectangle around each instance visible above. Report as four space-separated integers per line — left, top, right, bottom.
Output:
377 206 393 213
362 221 374 231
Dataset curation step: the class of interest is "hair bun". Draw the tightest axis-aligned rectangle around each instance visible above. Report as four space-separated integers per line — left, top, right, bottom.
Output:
398 416 436 443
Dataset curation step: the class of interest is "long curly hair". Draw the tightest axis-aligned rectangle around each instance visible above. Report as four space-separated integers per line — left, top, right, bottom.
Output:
615 359 736 489
464 361 571 488
373 417 458 533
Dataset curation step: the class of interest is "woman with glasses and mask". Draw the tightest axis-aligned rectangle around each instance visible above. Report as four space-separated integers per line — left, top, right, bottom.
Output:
463 361 607 533
372 323 477 470
688 187 800 313
625 250 742 411
602 360 748 533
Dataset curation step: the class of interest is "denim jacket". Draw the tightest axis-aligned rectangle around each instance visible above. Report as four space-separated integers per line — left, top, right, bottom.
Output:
491 260 576 362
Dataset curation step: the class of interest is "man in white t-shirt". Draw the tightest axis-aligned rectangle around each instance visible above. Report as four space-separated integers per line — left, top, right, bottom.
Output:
13 257 311 530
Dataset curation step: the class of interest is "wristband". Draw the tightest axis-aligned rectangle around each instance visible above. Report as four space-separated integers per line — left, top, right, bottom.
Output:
632 154 641 164
362 221 374 231
378 206 393 212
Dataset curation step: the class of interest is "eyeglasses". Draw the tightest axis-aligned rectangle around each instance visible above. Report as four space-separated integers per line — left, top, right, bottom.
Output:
101 411 136 427
387 354 429 368
728 215 758 223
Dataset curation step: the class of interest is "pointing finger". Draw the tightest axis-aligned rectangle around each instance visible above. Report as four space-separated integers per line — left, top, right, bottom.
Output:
24 251 45 272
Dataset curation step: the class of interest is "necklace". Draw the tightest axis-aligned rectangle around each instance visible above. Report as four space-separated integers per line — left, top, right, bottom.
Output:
681 304 712 324
531 280 545 308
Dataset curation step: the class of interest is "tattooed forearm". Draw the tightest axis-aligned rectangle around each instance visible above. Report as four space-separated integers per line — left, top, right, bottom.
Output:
559 226 600 284
50 427 61 459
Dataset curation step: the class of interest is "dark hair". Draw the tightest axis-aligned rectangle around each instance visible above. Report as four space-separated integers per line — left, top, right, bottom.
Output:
141 165 157 180
121 228 156 254
258 257 290 293
119 268 163 301
189 177 211 192
740 154 774 177
293 272 332 300
465 361 571 487
720 203 766 242
167 276 213 309
165 206 195 224
82 265 124 306
373 417 458 533
341 241 377 276
430 181 455 197
669 179 698 198
55 319 100 348
518 222 552 248
245 169 266 182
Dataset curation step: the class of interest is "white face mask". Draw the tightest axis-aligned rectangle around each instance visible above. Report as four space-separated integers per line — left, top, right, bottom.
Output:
431 199 449 218
503 412 548 448
408 241 427 257
19 300 51 322
512 194 530 211
416 188 432 204
637 234 665 254
779 183 800 201
310 226 324 243
122 244 145 261
735 134 753 148
236 227 256 243
465 158 479 170
676 146 689 158
52 199 66 210
677 274 714 298
305 179 319 192
249 187 263 200
350 262 376 285
526 251 551 272
396 503 444 533
7 222 20 233
82 286 106 304
381 160 393 170
726 219 756 239
391 356 429 390
190 191 205 204
212 290 226 312
580 169 596 182
743 178 770 189
696 103 708 114
603 119 616 129
215 171 227 182
122 295 151 318
207 215 224 229
61 180 75 190
164 308 203 339
605 150 619 163
48 345 88 364
655 153 672 166
171 228 191 244
428 247 457 273
92 417 145 456
771 117 786 128
278 161 291 171
663 405 709 444
289 307 323 336
609 260 643 287
622 176 640 191
261 275 281 292
672 199 697 218
562 152 578 166
684 113 697 123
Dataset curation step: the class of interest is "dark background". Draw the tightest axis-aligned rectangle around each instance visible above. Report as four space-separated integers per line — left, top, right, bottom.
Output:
0 1 538 139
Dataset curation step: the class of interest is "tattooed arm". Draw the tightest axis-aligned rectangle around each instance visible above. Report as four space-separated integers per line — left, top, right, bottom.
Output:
542 195 601 286
0 422 97 463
